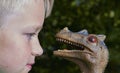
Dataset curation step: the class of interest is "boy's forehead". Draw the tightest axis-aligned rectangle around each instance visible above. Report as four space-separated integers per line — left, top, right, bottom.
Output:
26 23 43 32
0 0 45 32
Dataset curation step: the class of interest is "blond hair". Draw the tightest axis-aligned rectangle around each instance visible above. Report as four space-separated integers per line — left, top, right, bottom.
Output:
0 0 31 17
44 0 54 17
0 0 54 26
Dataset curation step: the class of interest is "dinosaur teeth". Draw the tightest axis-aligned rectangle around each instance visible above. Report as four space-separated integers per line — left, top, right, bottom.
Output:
57 38 60 41
63 40 66 42
56 38 85 50
79 45 85 50
70 42 72 45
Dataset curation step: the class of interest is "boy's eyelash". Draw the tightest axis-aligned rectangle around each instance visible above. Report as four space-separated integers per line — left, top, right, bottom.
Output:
27 33 36 36
25 33 36 40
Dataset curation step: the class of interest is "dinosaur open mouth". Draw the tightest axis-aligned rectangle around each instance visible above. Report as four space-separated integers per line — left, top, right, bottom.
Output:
56 37 85 50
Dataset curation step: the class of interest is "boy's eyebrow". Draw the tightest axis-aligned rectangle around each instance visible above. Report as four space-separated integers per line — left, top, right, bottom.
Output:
35 25 43 32
24 24 43 33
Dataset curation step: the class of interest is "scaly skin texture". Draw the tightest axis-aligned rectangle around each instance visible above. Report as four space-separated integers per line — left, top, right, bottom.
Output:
54 27 109 73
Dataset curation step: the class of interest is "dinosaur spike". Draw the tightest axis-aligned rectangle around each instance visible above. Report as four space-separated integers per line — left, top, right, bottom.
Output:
97 35 106 41
63 27 69 31
78 29 88 35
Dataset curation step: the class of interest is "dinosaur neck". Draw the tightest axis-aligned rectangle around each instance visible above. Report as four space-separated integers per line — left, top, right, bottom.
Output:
78 62 104 73
65 58 104 73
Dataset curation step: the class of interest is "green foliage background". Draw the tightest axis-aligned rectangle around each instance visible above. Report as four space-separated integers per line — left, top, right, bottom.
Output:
30 0 120 73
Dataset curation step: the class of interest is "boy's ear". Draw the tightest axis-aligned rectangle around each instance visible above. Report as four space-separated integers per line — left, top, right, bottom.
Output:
97 35 106 41
45 0 54 18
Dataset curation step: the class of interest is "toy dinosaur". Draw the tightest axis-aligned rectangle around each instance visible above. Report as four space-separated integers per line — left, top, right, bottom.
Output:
54 27 109 73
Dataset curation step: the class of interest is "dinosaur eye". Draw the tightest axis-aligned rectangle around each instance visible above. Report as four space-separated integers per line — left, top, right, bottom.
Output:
88 36 97 43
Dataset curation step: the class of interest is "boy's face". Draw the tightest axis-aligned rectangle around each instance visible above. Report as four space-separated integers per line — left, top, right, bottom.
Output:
0 0 44 73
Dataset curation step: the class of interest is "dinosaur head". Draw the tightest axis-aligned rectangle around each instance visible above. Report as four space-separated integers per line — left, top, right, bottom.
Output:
54 27 109 73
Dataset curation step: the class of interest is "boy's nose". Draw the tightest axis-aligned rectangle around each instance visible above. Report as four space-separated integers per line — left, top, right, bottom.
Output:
31 38 43 56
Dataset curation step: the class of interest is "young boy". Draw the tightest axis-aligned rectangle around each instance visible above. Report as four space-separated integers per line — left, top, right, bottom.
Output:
0 0 54 73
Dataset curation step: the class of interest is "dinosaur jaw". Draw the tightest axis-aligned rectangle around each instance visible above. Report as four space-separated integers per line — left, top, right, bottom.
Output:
54 36 96 65
54 36 94 55
54 49 82 58
53 49 94 63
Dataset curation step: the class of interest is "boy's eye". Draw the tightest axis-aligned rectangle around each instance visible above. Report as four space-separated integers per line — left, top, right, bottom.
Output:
26 33 36 40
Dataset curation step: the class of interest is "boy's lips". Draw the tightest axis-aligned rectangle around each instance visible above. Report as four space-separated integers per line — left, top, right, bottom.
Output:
26 63 35 69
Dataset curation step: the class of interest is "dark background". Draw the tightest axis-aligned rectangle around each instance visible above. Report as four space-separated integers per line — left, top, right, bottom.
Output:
30 0 120 73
